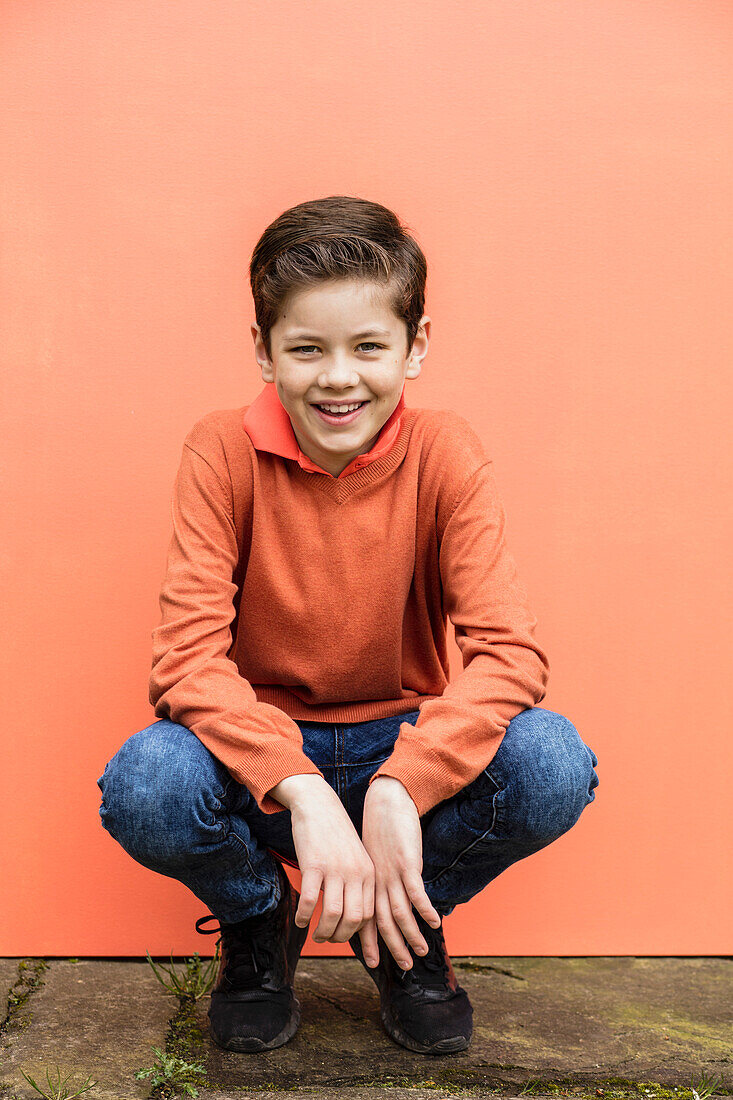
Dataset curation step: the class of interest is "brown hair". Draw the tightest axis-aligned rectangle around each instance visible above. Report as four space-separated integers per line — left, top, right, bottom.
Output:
249 195 427 360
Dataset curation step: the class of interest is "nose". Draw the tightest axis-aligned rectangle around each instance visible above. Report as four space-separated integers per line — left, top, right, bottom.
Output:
318 355 360 390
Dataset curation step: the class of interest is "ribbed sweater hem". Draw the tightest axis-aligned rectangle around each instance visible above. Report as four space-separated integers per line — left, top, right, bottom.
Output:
251 686 441 723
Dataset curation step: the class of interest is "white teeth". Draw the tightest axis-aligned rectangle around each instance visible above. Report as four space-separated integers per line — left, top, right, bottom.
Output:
316 402 365 413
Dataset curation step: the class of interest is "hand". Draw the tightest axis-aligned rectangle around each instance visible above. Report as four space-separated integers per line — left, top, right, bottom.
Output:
358 776 442 970
268 774 376 946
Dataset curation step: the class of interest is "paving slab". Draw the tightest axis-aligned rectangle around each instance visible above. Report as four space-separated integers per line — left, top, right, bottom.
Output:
193 956 733 1092
0 960 172 1100
0 957 730 1099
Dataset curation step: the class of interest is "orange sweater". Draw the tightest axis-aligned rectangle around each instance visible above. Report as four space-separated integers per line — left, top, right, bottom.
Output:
149 383 550 818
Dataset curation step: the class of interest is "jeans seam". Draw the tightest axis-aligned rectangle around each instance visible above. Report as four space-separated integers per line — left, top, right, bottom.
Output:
343 759 391 767
207 792 273 888
212 824 273 887
422 766 505 886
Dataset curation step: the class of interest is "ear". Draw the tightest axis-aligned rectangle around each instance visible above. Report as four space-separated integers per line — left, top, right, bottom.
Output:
252 324 274 382
409 315 431 372
406 357 422 381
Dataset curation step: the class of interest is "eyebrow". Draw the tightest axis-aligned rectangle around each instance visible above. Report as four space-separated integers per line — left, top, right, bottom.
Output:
282 328 392 341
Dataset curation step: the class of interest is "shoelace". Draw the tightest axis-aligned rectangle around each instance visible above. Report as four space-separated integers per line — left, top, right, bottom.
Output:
196 912 279 989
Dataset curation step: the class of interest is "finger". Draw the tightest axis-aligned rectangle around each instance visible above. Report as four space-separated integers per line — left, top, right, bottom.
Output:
362 870 375 928
402 869 442 928
388 880 429 956
376 888 413 970
331 877 364 942
313 874 343 942
359 914 380 967
295 866 323 928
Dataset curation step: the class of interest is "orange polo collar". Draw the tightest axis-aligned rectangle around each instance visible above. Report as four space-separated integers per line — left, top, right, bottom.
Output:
242 383 407 480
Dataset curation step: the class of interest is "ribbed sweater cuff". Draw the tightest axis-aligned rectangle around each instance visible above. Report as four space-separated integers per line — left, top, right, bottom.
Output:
368 760 436 818
225 751 325 815
367 722 463 818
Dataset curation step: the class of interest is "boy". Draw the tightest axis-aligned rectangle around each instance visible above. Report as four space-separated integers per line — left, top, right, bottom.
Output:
97 195 599 1056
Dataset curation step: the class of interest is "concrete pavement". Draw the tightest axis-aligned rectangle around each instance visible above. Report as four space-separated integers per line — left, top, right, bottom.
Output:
1 956 731 1099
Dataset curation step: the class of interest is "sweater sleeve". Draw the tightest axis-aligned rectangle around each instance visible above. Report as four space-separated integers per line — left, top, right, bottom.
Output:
367 459 550 818
148 437 326 814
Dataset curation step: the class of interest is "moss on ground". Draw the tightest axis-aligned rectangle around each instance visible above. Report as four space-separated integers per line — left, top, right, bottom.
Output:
0 959 49 1037
166 994 209 1065
514 1078 732 1098
608 1001 732 1054
141 993 210 1098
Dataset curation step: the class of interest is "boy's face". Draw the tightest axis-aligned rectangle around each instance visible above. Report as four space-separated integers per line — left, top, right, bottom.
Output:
252 279 430 477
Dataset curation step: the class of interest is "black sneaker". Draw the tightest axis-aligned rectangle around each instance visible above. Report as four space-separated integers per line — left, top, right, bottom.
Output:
349 907 473 1054
195 861 310 1052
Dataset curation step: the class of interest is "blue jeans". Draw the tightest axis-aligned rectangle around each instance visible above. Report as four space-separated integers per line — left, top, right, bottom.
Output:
97 706 599 922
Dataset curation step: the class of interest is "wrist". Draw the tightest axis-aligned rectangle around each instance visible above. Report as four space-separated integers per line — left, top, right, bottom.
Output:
367 775 408 796
268 772 329 811
367 774 420 815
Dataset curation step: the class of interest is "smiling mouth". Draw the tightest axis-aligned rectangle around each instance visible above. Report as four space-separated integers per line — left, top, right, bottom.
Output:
310 401 370 424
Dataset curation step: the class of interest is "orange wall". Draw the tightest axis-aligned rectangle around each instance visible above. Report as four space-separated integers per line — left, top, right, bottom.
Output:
1 1 731 957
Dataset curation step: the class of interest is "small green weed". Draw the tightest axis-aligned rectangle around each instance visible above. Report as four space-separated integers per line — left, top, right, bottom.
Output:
512 1078 563 1095
691 1071 725 1100
145 949 219 1002
134 1045 206 1098
20 1065 96 1100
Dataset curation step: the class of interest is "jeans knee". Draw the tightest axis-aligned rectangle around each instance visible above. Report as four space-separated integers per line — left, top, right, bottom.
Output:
97 720 228 868
504 709 599 842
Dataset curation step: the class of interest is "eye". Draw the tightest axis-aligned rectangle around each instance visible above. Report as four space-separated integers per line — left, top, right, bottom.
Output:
290 342 384 355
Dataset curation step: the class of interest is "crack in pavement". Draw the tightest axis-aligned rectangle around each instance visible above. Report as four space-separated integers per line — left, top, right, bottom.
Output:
0 959 48 1038
308 986 371 1023
453 961 529 981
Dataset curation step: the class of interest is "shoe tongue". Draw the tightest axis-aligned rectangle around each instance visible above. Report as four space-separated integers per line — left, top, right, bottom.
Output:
404 952 446 984
222 905 282 986
401 921 449 987
226 936 277 987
